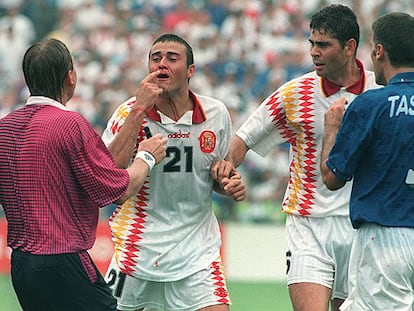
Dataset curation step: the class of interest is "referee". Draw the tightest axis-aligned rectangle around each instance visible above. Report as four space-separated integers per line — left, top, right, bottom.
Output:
0 38 167 311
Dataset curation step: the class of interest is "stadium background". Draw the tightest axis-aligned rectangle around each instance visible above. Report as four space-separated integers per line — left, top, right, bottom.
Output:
0 0 413 310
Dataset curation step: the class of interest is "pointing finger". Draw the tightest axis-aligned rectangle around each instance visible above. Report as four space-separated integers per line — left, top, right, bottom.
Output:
142 70 160 84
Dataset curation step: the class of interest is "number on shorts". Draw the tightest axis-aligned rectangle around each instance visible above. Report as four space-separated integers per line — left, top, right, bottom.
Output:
286 250 291 275
106 269 126 298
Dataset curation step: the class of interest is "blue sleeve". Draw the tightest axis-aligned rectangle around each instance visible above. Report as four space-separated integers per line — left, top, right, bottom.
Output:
326 159 353 181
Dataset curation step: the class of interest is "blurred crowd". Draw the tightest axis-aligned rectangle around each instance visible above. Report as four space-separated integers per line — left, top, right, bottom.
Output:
0 0 413 223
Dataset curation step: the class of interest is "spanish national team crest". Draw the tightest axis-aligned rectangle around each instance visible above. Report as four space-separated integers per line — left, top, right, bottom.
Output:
199 130 216 153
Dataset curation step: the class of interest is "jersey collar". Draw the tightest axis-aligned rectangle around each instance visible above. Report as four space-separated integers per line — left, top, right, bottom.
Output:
147 90 207 124
25 96 68 110
389 72 414 84
321 59 366 97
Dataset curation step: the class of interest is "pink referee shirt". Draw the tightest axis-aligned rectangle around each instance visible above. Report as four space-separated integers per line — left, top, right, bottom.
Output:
0 96 129 257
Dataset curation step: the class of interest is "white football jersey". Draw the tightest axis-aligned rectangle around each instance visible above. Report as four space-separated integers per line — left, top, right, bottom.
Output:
237 63 379 217
102 91 231 281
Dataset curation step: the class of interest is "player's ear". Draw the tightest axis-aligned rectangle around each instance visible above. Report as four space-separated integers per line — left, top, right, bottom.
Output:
375 43 386 60
344 38 357 56
65 70 76 86
187 64 195 79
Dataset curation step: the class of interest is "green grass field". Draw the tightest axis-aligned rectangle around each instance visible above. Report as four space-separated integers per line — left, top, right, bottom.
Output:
0 274 291 310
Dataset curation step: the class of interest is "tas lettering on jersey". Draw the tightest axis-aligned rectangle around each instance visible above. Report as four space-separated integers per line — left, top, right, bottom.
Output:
388 94 414 117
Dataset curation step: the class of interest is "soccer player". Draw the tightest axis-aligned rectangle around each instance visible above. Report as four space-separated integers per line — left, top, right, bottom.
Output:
321 12 414 310
212 5 380 311
102 33 246 311
0 38 167 311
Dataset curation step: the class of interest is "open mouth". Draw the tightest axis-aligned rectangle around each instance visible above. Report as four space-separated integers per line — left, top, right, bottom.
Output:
314 63 325 71
157 73 169 79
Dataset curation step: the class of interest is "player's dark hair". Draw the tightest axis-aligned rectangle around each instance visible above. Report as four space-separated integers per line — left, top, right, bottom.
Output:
310 4 360 49
22 38 73 101
151 33 194 67
372 12 414 67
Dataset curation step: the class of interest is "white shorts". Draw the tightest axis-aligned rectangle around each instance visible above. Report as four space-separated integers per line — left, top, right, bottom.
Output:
340 224 414 311
104 255 231 311
286 214 355 300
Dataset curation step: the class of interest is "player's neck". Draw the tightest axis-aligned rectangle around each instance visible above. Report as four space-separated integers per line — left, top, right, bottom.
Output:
330 60 361 88
156 93 193 121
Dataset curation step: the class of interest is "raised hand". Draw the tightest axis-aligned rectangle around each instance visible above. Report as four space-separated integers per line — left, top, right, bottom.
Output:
132 70 164 113
325 97 348 132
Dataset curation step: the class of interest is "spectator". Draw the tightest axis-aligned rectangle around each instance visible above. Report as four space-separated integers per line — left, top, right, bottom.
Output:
0 1 35 88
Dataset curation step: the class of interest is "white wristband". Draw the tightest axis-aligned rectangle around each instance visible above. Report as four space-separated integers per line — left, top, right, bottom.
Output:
135 151 156 172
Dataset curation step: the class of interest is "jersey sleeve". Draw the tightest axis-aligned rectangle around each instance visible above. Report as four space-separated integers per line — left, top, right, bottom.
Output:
64 113 130 207
236 82 294 157
102 97 136 146
217 102 232 160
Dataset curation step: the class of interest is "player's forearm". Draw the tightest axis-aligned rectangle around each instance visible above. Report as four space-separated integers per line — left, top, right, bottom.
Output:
320 128 345 190
116 133 167 203
107 109 146 168
321 98 348 190
226 136 248 168
115 157 150 204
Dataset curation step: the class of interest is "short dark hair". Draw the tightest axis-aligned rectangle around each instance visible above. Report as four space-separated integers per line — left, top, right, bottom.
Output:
22 38 73 101
310 4 360 49
151 33 194 67
372 12 414 67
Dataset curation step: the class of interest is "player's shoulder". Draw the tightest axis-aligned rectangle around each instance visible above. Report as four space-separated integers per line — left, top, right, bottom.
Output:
118 96 137 109
110 96 136 119
279 71 319 90
193 92 225 104
192 92 228 111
